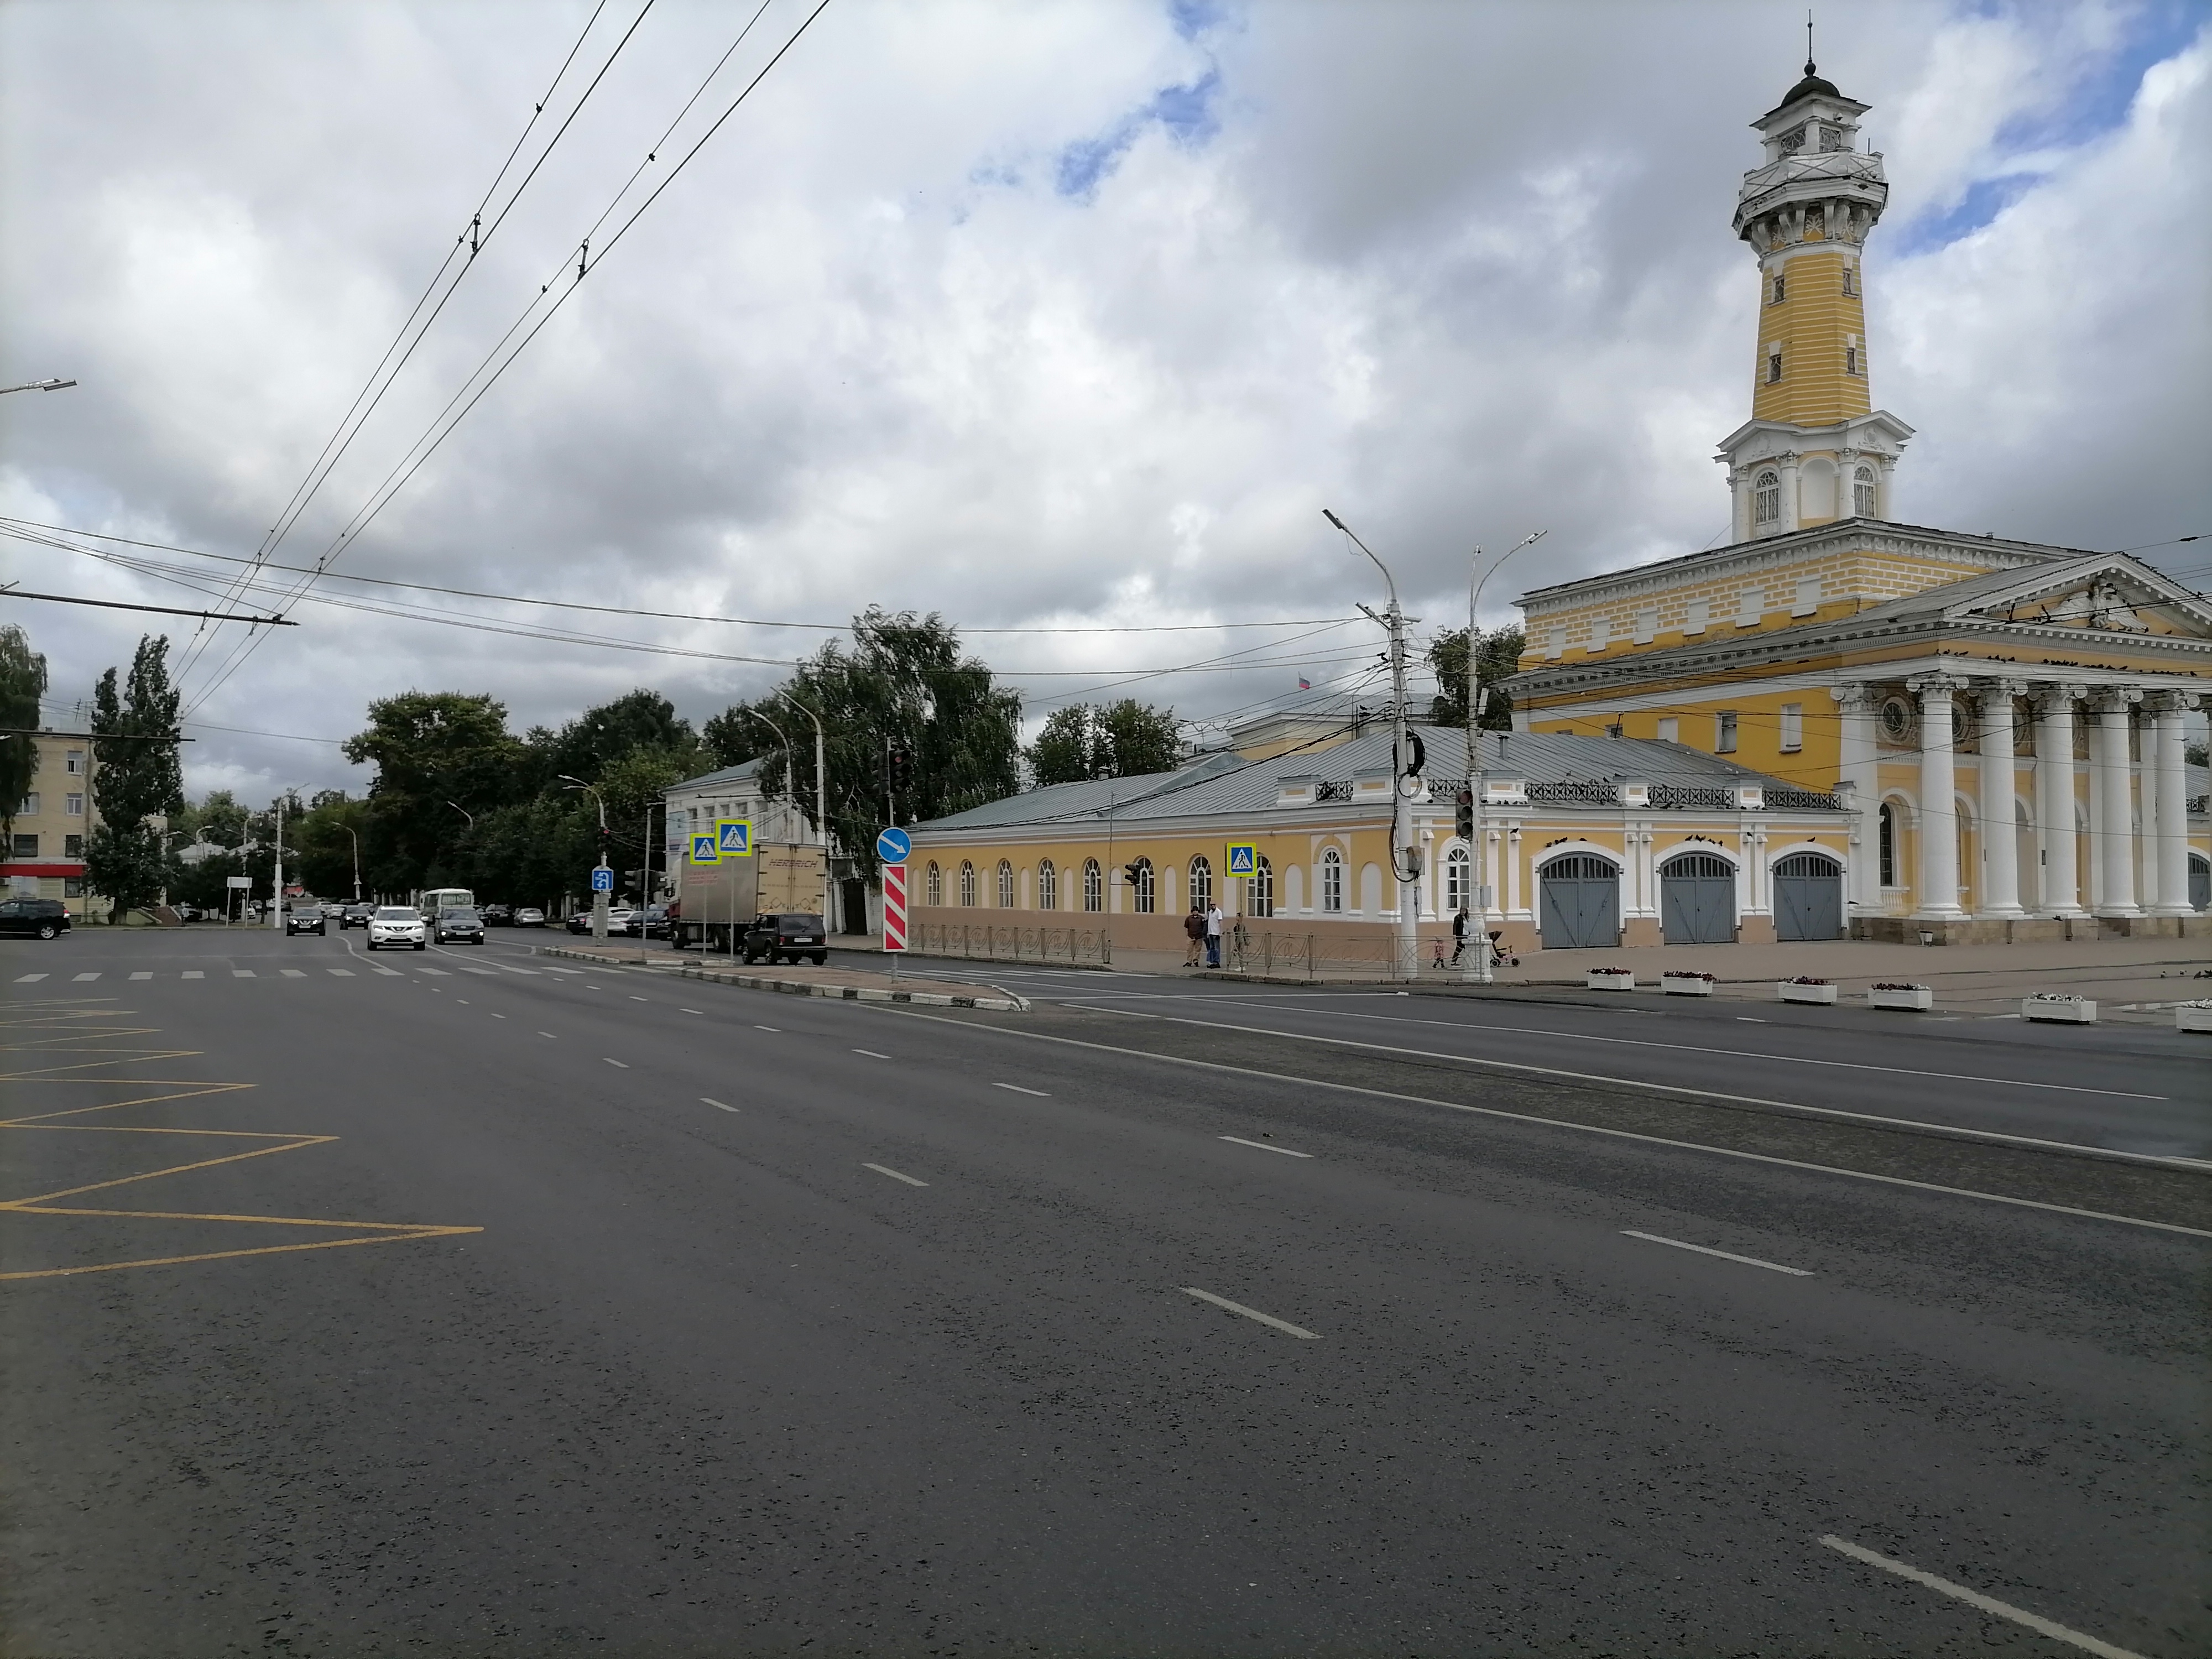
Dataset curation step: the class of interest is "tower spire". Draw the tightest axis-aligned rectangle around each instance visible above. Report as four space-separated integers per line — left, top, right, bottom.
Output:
1806 9 1815 76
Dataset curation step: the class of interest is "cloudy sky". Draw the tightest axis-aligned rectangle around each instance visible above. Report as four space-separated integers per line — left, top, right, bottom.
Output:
3 0 2207 800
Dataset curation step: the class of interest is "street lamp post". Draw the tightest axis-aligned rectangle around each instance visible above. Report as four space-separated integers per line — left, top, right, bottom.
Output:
559 775 609 941
343 825 362 902
1322 508 1420 982
0 378 76 395
778 687 834 926
1463 530 1547 984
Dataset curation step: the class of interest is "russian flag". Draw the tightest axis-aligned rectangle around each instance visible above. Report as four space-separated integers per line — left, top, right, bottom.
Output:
1297 677 1311 690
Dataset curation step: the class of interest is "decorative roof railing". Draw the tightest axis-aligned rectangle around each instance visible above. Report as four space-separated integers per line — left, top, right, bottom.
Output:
1313 780 1354 804
1647 783 1735 811
1525 779 1620 807
1765 786 1844 811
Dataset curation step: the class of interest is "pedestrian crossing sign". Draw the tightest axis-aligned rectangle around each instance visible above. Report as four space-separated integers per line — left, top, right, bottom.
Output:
691 832 719 864
1225 842 1257 878
716 818 752 857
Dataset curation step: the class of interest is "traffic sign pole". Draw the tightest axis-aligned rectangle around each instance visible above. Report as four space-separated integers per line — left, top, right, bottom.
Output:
875 828 912 982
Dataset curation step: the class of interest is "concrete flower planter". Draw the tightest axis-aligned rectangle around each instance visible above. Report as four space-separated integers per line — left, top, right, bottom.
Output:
2022 996 2096 1024
1661 973 1715 997
1777 980 1838 1005
2175 1003 2212 1034
1586 969 1637 992
1867 985 1933 1012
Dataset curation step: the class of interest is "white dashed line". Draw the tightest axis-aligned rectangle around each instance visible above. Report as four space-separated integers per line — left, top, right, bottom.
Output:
182 971 203 980
681 1008 704 1015
417 967 451 977
603 1057 629 1068
1181 1286 1319 1339
15 973 48 983
629 994 649 1001
281 969 307 978
992 1082 1050 1097
1219 1134 1313 1159
864 1162 928 1187
1622 1230 1812 1276
538 1031 556 1039
702 1097 739 1113
853 1048 889 1058
489 1012 506 1019
232 970 255 979
373 967 401 977
72 972 100 982
1818 1536 2145 1659
129 972 152 980
328 968 354 977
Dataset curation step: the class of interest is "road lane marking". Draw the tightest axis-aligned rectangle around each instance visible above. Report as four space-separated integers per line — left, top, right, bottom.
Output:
1060 1003 2189 1168
129 972 152 980
181 971 202 980
993 1082 1050 1096
232 970 255 978
72 972 100 982
682 1008 704 1014
755 1025 781 1031
538 966 583 974
14 973 49 982
1736 1016 1767 1023
418 967 451 977
1220 1135 1313 1159
281 969 307 978
1818 1536 2145 1659
456 1000 469 1005
538 1031 556 1039
373 967 401 977
853 1048 889 1058
1181 1287 1319 1339
489 1013 505 1019
864 1162 928 1187
883 1009 2212 1240
1623 1230 1812 1276
702 1097 739 1113
603 1057 629 1068
327 968 354 977
630 995 649 1001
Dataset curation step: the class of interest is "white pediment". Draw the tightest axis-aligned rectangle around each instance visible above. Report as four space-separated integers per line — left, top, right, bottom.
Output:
1949 556 2212 641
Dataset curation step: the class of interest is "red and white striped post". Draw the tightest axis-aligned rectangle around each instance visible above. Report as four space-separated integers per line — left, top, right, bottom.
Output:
882 862 907 975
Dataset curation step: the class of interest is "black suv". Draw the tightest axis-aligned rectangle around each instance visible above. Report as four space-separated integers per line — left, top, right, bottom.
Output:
285 904 327 936
0 897 70 939
434 908 485 944
741 912 828 966
481 903 514 926
339 902 375 929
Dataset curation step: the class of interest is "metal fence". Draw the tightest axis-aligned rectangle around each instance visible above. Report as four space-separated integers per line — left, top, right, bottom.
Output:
914 921 1115 966
1765 785 1844 810
1647 783 1734 810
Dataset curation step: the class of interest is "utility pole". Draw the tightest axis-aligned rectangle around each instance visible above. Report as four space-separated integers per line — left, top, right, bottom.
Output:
1462 530 1547 984
560 775 609 941
1323 509 1419 982
343 825 361 902
268 795 285 930
778 686 831 922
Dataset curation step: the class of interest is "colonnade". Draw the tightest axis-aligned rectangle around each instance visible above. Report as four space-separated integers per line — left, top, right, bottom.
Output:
1833 677 2202 921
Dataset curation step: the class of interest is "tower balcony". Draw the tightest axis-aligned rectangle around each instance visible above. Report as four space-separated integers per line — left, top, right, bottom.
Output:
1734 150 1888 237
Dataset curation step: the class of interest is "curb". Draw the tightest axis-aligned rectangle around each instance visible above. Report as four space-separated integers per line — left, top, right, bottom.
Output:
535 946 1029 1011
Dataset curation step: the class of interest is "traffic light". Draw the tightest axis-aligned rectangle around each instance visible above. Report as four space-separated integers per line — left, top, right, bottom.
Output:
1454 785 1474 842
1123 860 1146 889
888 745 913 794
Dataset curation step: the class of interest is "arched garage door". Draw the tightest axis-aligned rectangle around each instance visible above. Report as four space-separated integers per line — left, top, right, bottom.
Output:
1660 852 1735 944
1540 854 1619 950
1773 852 1844 941
2189 853 2209 912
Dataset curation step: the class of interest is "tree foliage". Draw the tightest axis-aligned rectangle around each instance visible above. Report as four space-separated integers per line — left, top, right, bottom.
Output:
342 691 523 894
1425 627 1526 732
0 623 48 833
1025 700 1182 785
83 636 185 918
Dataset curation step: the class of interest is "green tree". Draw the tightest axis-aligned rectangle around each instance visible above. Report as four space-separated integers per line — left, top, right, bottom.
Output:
171 788 251 853
0 623 48 834
541 689 693 787
342 692 523 894
1425 627 1526 732
293 792 372 901
83 635 185 918
1025 700 1182 785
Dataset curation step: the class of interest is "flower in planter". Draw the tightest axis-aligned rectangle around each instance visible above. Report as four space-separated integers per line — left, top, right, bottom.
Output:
1871 982 1929 992
2027 992 2086 1003
1663 971 1717 980
1786 976 1830 986
1593 967 1635 975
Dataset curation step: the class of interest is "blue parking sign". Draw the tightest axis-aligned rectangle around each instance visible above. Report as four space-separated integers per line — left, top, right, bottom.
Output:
1225 842 1258 878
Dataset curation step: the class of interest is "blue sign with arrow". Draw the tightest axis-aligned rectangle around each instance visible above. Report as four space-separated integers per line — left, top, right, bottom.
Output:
591 865 613 893
875 826 912 864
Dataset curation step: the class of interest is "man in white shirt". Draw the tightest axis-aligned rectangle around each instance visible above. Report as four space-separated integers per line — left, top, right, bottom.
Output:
1204 901 1224 968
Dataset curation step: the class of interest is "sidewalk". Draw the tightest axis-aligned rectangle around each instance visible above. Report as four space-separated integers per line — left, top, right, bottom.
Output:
535 942 1029 1011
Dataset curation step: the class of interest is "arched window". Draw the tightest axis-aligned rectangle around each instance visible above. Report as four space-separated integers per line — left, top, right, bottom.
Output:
1770 273 1786 304
1445 845 1471 912
1082 858 1102 913
1037 859 1057 911
1766 349 1783 384
1841 262 1856 296
1754 471 1782 525
1321 848 1344 913
1128 857 1155 914
958 860 976 906
1249 855 1274 919
1188 855 1212 914
1853 466 1876 517
996 859 1014 907
1878 804 1897 887
926 861 942 906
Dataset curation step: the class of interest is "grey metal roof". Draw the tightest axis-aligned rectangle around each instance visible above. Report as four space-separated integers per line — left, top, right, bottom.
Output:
912 726 1824 833
669 757 764 792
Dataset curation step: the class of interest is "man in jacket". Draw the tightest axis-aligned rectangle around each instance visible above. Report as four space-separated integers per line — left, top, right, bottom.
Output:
1183 902 1206 967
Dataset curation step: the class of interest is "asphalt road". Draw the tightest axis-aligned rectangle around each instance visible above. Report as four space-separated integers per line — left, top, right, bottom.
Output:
4 924 2206 1656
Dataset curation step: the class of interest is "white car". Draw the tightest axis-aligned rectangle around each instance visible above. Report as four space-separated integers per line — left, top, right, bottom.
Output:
367 905 428 951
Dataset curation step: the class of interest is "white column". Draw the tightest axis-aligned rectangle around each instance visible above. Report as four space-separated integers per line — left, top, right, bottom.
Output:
1975 680 2026 918
2148 691 2197 917
1729 468 1751 545
1910 673 1965 919
1875 455 1897 520
2090 689 2142 918
1778 451 1803 534
2033 685 2084 916
1830 682 1879 912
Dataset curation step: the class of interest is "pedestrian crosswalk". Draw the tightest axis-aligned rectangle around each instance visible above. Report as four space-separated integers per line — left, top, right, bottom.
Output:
11 961 541 985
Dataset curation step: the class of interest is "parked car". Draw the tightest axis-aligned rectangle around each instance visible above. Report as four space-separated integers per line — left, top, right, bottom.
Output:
513 907 546 928
742 912 828 966
0 897 71 940
339 901 375 929
171 901 201 923
642 904 672 940
366 906 427 951
434 907 486 944
285 903 327 936
481 903 514 926
567 906 635 935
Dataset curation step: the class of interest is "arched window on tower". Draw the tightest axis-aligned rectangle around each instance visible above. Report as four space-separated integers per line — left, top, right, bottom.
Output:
1853 466 1877 518
1766 349 1783 384
1754 471 1782 526
1878 804 1897 887
1841 262 1857 296
1770 273 1786 304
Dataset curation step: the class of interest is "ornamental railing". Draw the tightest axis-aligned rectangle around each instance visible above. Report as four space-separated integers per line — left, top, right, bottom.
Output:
1525 779 1618 807
1765 786 1844 811
1313 779 1355 803
1646 783 1734 810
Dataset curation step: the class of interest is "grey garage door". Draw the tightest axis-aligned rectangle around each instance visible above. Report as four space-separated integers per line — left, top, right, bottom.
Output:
2190 854 2209 912
1660 852 1735 945
1773 852 1844 941
1540 854 1619 950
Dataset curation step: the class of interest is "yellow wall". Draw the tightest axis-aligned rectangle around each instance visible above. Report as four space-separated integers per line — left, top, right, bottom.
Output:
1529 688 1843 791
1751 247 1871 427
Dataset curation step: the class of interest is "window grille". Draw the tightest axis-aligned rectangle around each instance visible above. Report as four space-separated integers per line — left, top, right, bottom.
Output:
1754 472 1781 525
996 860 1014 908
958 861 975 906
1188 855 1212 914
1038 859 1057 911
926 862 942 906
1082 858 1102 912
1249 856 1274 919
1321 850 1344 912
1853 466 1876 517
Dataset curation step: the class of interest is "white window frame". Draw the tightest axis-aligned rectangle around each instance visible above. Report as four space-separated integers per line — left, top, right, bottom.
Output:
1780 703 1803 752
1715 712 1739 754
1037 859 1057 912
1321 849 1344 913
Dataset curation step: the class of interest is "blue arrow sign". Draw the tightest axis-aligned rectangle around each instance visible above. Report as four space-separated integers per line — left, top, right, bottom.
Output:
591 865 613 893
875 826 912 864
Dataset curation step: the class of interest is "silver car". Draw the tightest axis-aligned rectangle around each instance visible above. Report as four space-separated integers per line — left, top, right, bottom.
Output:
367 905 427 951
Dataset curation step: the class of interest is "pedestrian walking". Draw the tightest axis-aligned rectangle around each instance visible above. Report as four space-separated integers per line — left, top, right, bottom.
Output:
1204 901 1224 968
1451 904 1470 963
1182 901 1206 967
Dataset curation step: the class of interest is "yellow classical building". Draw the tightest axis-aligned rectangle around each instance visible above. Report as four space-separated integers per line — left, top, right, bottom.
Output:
1504 59 2211 941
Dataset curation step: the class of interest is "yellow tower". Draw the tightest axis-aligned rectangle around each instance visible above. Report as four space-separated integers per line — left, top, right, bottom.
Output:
1715 58 1912 541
